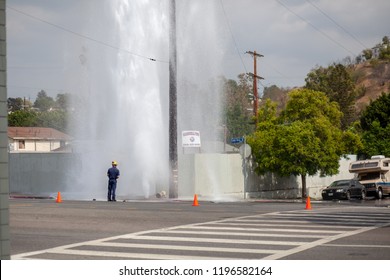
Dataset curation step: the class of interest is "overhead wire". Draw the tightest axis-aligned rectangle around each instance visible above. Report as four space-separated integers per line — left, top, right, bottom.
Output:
219 0 267 90
219 0 296 88
6 5 168 63
305 0 368 50
274 0 357 57
219 0 248 74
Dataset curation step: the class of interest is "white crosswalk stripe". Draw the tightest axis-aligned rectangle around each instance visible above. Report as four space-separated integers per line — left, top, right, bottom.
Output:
12 208 390 260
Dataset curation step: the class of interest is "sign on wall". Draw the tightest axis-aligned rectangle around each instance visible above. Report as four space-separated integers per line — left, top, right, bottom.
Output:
182 131 201 147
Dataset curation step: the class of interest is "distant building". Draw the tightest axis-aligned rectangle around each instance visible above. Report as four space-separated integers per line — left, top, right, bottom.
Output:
8 127 72 152
372 45 381 59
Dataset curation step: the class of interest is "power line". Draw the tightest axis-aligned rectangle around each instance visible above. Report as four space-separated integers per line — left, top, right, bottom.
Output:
219 1 292 87
7 5 168 63
274 0 357 57
305 0 368 50
219 0 248 74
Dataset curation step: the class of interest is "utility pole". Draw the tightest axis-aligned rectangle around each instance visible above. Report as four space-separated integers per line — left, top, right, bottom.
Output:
246 51 264 124
169 0 178 198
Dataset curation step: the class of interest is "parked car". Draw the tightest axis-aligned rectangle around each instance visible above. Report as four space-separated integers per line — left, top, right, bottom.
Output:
321 179 366 200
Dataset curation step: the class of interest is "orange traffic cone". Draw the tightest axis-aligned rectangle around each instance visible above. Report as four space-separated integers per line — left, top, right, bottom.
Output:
56 192 62 203
192 194 199 206
305 196 311 210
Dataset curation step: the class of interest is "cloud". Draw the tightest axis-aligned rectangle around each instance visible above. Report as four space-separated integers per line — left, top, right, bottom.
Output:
6 0 390 98
219 0 389 86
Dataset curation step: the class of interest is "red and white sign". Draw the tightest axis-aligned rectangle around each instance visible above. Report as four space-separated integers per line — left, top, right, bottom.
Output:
182 131 201 147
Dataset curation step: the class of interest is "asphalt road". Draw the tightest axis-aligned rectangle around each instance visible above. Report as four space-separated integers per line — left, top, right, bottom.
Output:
9 197 390 260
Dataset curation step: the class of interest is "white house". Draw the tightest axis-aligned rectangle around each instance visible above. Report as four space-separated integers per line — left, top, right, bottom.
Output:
8 127 72 152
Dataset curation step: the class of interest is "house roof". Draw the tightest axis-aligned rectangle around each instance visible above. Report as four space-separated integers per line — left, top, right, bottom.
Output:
8 127 72 140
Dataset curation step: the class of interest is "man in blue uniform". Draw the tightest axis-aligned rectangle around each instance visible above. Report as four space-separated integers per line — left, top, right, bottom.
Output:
107 161 120 201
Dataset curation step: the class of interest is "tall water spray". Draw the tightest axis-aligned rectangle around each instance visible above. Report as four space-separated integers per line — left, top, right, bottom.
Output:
65 0 226 200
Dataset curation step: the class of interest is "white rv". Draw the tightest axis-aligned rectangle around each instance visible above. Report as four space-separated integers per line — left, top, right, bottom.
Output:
349 155 390 199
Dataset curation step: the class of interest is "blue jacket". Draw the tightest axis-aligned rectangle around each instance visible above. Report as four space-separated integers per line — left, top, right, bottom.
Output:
107 167 120 180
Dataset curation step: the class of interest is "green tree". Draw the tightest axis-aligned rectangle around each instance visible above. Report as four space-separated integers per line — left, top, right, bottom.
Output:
379 36 390 60
261 85 289 112
363 49 373 60
7 97 33 112
246 99 279 174
382 36 390 45
305 63 357 129
7 97 24 112
55 93 71 111
8 110 39 127
226 104 253 140
360 92 390 157
222 74 254 142
37 111 69 133
8 105 69 133
34 90 55 111
247 89 362 198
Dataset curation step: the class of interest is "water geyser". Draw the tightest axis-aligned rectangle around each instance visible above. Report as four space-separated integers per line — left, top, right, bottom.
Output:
65 0 226 200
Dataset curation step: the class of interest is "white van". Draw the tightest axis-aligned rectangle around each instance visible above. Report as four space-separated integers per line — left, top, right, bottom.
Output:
349 155 390 199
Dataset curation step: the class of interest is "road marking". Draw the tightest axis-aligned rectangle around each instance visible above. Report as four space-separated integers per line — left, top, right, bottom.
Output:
190 226 347 234
12 208 390 260
121 235 306 246
89 241 283 255
272 212 390 223
42 249 237 260
170 228 332 238
214 221 362 229
262 223 390 260
322 244 390 248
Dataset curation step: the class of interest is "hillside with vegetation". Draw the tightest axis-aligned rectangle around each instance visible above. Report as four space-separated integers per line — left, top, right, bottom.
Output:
353 60 390 113
260 36 390 124
260 59 390 119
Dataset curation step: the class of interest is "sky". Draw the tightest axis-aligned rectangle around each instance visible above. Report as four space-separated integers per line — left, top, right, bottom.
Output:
6 0 390 100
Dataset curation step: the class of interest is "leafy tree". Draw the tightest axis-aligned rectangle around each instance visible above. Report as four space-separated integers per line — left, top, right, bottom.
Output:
305 63 357 129
379 36 390 60
363 49 373 60
221 74 254 142
8 109 69 133
34 90 55 111
360 92 390 157
8 110 39 127
55 93 71 111
8 93 71 133
246 99 279 174
7 97 25 112
38 111 69 132
247 89 362 198
261 85 289 112
7 97 33 112
383 36 390 45
361 92 390 130
257 98 278 124
226 104 253 141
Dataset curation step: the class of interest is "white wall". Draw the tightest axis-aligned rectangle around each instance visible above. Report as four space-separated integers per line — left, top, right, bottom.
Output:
178 153 358 200
178 153 244 199
10 139 62 152
10 152 358 201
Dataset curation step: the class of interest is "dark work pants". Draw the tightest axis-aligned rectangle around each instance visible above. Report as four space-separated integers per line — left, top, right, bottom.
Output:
108 179 117 201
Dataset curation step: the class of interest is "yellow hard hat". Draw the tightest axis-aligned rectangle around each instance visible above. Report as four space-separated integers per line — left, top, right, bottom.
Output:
112 161 118 166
